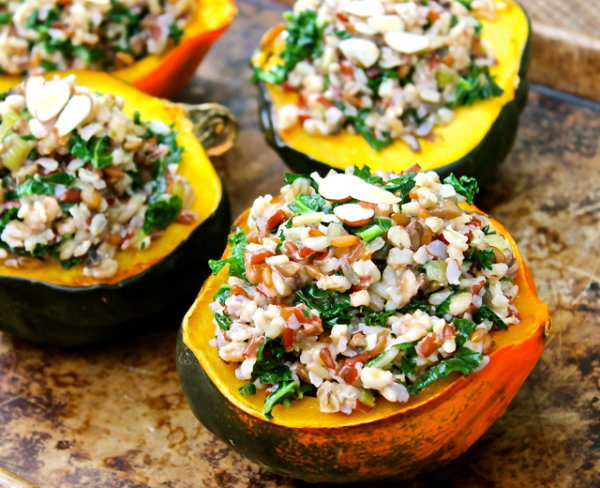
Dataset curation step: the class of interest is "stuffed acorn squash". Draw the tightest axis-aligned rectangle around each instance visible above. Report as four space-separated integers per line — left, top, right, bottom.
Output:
177 167 550 482
0 0 237 99
0 71 233 345
253 0 530 181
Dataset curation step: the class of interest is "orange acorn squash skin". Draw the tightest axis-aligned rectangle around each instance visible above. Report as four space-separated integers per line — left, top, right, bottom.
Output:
0 0 237 99
0 72 231 346
177 207 551 483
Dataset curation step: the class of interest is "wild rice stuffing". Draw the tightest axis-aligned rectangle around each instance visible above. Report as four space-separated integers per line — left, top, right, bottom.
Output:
253 0 503 151
0 0 195 75
209 166 520 419
0 73 196 278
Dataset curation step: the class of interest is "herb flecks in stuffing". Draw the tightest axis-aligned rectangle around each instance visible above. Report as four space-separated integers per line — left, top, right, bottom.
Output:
0 74 196 279
253 0 504 152
209 166 521 419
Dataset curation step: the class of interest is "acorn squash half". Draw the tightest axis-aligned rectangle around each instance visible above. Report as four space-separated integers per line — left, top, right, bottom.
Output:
0 71 234 346
256 0 530 182
177 206 551 483
0 0 237 100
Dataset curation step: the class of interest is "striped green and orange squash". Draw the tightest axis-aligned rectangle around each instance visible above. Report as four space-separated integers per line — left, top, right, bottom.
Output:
0 72 231 345
177 204 551 483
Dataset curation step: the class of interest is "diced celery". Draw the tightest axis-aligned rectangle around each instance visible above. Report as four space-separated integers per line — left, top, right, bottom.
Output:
2 134 31 172
436 69 458 89
484 234 508 251
426 260 447 283
358 388 375 407
366 347 399 369
0 110 19 140
354 224 383 243
172 181 184 200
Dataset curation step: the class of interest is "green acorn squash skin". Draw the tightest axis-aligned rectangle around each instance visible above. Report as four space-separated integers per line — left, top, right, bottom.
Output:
257 9 531 184
0 193 230 346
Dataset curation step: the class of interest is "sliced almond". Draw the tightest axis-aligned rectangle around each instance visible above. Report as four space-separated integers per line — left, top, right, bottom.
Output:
342 0 385 17
319 173 401 205
354 21 378 36
36 79 71 122
368 15 405 33
334 203 375 227
384 32 429 54
55 95 91 137
25 75 45 119
338 38 380 68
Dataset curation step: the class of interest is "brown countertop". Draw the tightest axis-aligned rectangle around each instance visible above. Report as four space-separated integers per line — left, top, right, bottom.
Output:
1 1 599 486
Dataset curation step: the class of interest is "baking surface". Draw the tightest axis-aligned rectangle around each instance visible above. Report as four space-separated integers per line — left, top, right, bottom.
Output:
1 1 599 487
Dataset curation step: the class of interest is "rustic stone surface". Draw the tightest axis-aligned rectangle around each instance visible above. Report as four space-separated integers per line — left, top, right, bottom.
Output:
1 1 599 487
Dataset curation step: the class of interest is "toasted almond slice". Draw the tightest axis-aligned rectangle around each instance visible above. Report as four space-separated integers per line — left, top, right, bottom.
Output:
319 173 401 205
354 21 378 36
25 75 45 119
338 38 380 69
55 95 91 137
334 203 375 227
342 0 385 17
36 79 71 122
368 15 405 33
384 32 429 54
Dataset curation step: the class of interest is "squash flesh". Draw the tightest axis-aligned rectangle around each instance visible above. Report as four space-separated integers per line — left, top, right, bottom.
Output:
0 71 222 286
262 0 529 173
183 204 550 429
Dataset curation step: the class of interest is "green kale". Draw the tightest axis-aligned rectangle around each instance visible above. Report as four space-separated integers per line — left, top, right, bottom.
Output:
214 311 232 331
108 1 139 24
407 346 482 395
208 226 248 281
38 60 57 71
60 256 84 270
352 165 383 185
345 109 394 152
474 248 495 270
68 133 91 161
262 380 297 420
259 366 293 385
482 225 497 235
142 195 183 234
364 309 395 326
68 133 113 169
254 10 326 85
90 136 113 169
213 284 231 304
0 207 19 233
436 288 468 317
453 318 476 348
238 381 256 398
474 305 508 331
383 172 417 203
169 22 184 44
73 45 111 63
443 173 479 204
401 299 430 314
451 65 503 109
294 284 353 330
283 172 319 191
17 173 74 198
289 193 332 215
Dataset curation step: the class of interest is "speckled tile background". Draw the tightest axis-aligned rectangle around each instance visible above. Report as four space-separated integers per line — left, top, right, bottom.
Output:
1 1 599 487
